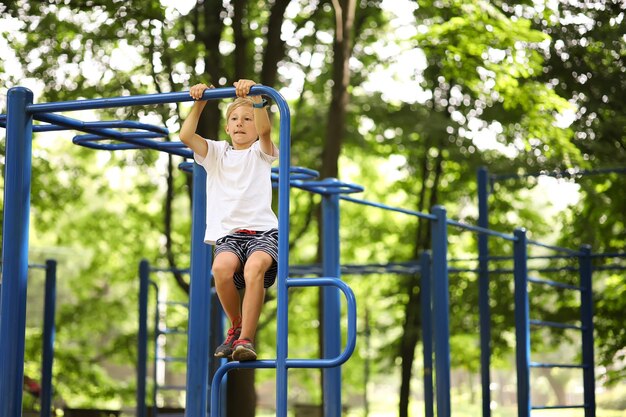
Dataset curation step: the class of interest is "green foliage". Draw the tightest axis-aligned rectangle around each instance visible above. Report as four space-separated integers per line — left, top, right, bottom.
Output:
2 0 625 412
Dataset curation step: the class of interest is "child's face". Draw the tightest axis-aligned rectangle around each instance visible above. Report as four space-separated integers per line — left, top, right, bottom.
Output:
225 104 258 149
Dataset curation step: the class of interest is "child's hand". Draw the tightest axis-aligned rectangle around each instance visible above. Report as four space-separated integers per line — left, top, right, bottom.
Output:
233 79 257 98
189 83 214 100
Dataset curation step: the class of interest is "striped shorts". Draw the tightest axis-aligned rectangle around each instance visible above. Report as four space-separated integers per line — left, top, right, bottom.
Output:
214 229 279 290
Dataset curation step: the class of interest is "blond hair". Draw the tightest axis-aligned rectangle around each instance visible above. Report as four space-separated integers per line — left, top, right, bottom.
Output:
225 97 255 120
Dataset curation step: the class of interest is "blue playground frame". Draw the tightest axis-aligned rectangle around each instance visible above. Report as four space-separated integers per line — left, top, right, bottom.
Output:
1 86 600 417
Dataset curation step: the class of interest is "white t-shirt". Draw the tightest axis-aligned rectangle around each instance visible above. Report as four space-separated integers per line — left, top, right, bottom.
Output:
194 139 279 244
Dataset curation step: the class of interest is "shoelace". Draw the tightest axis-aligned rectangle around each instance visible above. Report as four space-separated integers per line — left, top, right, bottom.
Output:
224 326 241 344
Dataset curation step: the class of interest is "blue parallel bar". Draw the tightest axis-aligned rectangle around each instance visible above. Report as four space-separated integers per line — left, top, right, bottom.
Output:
40 260 57 417
321 192 342 416
209 277 356 417
579 245 596 417
35 112 139 139
72 135 193 159
530 362 585 369
527 276 581 291
477 167 491 417
340 195 437 220
526 239 580 255
0 86 34 417
430 206 451 417
529 319 583 331
513 228 531 417
532 404 587 410
447 219 517 241
419 251 434 417
137 260 150 417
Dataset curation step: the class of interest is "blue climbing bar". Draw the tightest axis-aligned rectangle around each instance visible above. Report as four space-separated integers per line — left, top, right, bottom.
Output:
513 228 531 417
419 251 434 417
137 260 150 417
40 260 57 417
321 192 342 416
579 245 596 417
0 87 35 417
185 164 213 417
430 206 451 417
477 167 492 417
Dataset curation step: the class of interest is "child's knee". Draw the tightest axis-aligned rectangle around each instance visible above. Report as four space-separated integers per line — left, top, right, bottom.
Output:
244 255 272 276
212 260 237 281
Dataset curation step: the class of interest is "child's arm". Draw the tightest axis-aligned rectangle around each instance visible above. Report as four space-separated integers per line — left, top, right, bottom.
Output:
234 79 276 156
180 83 213 157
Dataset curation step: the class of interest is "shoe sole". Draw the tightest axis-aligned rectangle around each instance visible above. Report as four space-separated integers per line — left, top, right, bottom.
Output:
232 346 257 361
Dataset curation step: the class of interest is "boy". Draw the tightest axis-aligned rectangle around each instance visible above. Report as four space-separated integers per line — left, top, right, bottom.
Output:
180 79 279 361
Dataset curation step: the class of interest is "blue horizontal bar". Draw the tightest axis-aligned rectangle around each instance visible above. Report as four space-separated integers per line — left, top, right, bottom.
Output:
25 86 245 113
530 362 586 369
530 319 583 331
291 178 364 195
35 113 128 139
271 166 319 181
591 252 626 258
447 219 518 241
531 404 588 410
340 196 437 220
73 134 193 158
527 238 581 255
289 262 421 276
528 276 582 291
595 265 626 271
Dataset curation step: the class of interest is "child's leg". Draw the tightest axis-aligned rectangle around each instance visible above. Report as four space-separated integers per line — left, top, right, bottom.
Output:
212 251 242 324
240 251 274 341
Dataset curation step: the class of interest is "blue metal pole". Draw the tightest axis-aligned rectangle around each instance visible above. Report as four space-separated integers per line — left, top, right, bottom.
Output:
419 251 434 417
579 245 596 417
275 92 292 417
430 206 451 417
322 193 342 416
477 167 492 417
186 164 213 417
513 228 530 417
149 280 160 417
0 86 34 417
40 260 57 417
137 260 150 417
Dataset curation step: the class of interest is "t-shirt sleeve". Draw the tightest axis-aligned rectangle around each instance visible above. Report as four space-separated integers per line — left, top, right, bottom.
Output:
256 141 279 164
194 139 223 168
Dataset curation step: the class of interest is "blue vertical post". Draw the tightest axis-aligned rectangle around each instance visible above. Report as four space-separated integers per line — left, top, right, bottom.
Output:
321 192 342 416
430 206 451 417
579 245 596 417
185 164 213 417
477 167 491 417
0 86 34 417
137 259 150 417
40 259 57 417
513 228 530 417
274 92 292 417
149 281 160 417
419 251 434 417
